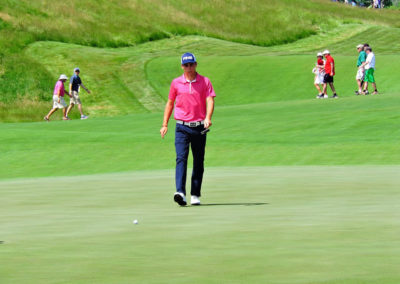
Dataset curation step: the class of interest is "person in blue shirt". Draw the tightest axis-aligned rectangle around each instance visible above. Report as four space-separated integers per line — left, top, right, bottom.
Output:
66 67 91 119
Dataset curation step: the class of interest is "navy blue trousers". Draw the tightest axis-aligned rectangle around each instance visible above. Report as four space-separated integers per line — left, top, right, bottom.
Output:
175 123 207 197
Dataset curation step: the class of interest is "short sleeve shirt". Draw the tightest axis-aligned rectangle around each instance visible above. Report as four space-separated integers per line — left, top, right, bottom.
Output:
168 73 216 122
324 55 335 76
70 74 82 92
357 51 366 67
365 52 375 69
53 80 65 97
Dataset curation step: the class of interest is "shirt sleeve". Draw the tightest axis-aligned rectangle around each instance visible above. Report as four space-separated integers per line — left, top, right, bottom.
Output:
70 76 74 84
206 78 216 97
168 80 177 101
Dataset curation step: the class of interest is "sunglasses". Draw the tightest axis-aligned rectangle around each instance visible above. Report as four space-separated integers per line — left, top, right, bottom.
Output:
183 63 195 67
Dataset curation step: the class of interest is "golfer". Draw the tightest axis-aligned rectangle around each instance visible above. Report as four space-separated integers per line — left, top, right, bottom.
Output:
44 74 71 121
66 67 91 119
160 52 216 206
355 44 366 95
322 50 338 99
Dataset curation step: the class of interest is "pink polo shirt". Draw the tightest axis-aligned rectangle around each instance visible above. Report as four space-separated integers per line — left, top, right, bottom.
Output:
168 73 216 122
53 80 65 97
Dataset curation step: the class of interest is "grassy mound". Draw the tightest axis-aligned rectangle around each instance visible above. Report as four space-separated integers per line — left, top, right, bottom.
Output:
0 0 399 121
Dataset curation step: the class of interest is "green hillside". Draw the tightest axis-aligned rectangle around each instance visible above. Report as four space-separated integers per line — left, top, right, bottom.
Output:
0 0 400 121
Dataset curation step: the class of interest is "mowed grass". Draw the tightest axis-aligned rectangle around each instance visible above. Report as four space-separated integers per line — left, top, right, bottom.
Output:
1 91 400 180
1 167 400 283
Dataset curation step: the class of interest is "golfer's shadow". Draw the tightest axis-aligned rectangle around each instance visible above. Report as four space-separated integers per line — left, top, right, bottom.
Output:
199 202 268 207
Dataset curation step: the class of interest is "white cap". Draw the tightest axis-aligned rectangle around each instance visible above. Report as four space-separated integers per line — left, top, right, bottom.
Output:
356 44 364 49
59 74 68 80
323 50 330 55
74 67 80 72
317 52 323 57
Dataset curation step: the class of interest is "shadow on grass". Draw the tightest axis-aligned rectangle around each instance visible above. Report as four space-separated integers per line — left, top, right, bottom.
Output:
198 202 268 207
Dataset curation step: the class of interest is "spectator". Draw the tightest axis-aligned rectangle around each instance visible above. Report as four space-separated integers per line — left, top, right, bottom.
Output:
44 75 71 121
355 44 366 95
322 50 338 98
361 47 378 95
314 52 325 99
66 67 91 120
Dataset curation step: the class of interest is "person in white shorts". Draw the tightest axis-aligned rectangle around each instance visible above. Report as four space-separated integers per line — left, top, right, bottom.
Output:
44 74 71 121
313 52 325 98
66 67 91 119
355 44 366 95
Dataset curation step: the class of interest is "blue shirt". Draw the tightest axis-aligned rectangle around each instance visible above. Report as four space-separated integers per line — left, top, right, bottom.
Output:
70 74 82 92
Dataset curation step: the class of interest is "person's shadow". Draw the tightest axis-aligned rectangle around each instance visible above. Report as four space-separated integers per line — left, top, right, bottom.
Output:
196 202 268 207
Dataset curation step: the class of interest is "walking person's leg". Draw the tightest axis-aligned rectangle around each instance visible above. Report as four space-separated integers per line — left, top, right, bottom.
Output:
77 104 86 117
329 82 336 94
44 108 58 120
190 127 207 200
363 81 369 94
66 103 74 116
174 124 190 205
62 107 69 120
314 83 322 94
372 82 378 94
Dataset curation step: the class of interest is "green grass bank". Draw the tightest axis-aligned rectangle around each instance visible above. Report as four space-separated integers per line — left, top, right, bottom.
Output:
0 0 400 121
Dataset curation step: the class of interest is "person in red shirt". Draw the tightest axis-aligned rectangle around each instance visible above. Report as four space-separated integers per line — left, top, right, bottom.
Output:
160 53 216 206
322 50 338 99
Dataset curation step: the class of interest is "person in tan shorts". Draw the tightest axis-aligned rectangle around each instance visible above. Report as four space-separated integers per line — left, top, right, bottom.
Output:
66 67 91 119
44 74 72 121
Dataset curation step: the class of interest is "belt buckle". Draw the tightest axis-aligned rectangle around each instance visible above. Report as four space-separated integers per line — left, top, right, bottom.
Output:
189 122 197 127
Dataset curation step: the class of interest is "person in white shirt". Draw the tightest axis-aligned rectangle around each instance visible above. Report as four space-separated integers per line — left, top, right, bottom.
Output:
361 47 378 95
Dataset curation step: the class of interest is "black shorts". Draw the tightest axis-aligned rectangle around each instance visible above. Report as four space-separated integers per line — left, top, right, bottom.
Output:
323 74 334 83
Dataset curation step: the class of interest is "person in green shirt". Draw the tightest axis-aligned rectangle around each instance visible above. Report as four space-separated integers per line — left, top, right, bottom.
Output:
355 44 366 95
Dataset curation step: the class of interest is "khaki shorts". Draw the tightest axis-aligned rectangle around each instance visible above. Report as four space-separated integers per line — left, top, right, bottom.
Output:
70 91 82 105
52 95 67 109
356 68 365 81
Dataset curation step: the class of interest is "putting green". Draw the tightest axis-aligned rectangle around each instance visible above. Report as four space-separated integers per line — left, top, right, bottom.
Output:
1 166 399 283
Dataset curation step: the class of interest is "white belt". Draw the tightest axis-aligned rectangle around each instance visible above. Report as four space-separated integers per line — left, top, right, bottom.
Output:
176 120 204 127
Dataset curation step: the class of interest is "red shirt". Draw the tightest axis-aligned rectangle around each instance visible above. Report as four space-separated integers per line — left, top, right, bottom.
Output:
168 73 216 122
317 59 324 65
324 55 335 76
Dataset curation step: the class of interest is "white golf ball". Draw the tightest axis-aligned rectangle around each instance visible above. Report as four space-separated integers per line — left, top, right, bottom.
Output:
133 219 138 224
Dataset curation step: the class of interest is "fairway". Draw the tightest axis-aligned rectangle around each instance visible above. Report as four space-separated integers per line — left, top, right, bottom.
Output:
1 167 400 283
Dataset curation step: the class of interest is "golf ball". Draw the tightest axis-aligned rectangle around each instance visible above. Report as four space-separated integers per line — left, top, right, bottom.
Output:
133 219 138 224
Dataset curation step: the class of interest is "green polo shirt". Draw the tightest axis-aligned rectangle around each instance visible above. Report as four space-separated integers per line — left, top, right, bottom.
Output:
357 51 366 67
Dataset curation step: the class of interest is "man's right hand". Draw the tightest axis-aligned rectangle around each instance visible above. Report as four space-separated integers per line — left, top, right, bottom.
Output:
160 126 168 139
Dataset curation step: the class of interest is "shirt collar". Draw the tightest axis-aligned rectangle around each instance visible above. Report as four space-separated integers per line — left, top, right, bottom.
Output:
181 73 198 83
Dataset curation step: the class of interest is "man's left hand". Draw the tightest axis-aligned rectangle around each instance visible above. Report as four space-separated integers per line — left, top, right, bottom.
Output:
204 118 212 129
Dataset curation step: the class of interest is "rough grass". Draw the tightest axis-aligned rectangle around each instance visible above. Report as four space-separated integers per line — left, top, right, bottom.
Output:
15 23 400 121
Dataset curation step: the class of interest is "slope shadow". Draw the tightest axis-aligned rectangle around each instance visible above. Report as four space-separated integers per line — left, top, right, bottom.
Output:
199 202 268 207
